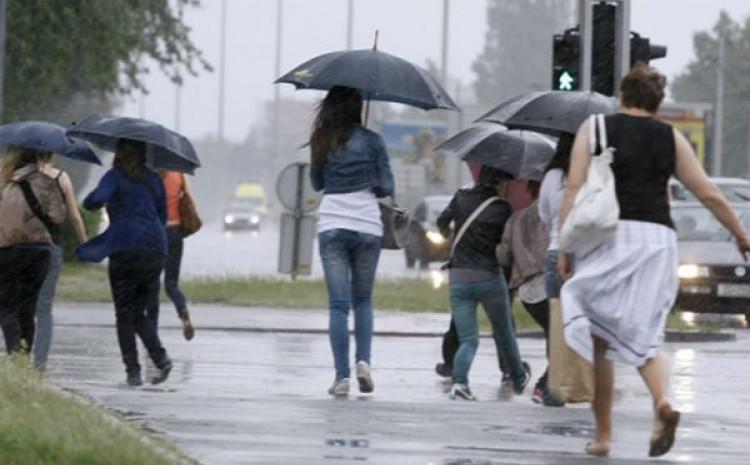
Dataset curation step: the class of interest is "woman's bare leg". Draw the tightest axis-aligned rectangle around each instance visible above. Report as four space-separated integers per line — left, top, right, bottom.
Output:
592 336 614 446
637 354 670 434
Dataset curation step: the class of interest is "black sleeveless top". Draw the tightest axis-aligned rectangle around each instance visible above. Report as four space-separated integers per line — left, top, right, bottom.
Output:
604 113 676 229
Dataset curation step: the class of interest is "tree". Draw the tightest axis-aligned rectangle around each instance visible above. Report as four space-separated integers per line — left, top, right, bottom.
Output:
4 0 211 124
472 0 573 104
672 11 750 176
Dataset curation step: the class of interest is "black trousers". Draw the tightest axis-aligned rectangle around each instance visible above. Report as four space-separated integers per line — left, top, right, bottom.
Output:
109 251 169 374
147 226 188 325
521 299 550 389
0 247 50 354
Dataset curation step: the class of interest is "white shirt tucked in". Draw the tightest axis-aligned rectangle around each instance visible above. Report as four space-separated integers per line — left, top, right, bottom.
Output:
317 190 383 237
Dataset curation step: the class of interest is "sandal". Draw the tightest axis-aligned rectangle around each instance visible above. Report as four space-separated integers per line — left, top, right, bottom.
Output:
585 442 610 457
649 403 681 457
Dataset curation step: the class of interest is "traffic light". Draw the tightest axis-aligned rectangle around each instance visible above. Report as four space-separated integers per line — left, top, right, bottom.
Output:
591 2 616 96
552 29 580 91
630 32 667 66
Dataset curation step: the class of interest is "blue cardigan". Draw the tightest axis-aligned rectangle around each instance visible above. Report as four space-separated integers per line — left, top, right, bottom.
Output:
76 168 167 262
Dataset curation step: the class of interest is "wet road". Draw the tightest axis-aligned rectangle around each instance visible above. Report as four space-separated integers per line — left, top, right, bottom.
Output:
44 305 750 465
181 219 437 278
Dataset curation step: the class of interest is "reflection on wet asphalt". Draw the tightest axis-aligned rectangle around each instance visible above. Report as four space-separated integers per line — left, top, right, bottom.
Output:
42 307 750 465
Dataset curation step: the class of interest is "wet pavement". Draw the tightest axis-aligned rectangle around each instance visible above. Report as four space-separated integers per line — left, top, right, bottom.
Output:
38 304 750 464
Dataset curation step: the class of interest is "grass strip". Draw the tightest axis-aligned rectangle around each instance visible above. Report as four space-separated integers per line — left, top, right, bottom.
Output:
0 358 188 465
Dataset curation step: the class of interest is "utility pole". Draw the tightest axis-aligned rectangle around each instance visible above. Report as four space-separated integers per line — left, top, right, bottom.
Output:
346 0 354 49
578 0 592 91
713 32 725 176
0 0 7 122
273 0 284 156
218 0 227 140
440 0 449 86
174 79 182 132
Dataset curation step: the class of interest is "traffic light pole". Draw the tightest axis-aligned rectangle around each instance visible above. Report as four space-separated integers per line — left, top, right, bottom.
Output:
578 0 592 91
613 0 631 95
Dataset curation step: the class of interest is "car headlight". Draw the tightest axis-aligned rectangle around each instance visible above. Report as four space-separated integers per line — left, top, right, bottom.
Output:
425 230 446 245
678 264 710 279
224 215 235 224
250 215 260 224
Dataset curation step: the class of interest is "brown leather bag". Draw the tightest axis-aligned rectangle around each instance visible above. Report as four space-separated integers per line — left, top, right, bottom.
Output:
178 175 202 237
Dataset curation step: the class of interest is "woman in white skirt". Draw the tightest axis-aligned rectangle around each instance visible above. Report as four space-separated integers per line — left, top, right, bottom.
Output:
558 64 750 457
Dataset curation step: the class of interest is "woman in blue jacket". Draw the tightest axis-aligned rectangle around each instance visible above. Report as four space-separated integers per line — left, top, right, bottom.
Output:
78 139 172 386
309 86 395 397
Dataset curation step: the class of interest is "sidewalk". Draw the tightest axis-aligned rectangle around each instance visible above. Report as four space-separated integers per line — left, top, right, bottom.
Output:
49 303 750 464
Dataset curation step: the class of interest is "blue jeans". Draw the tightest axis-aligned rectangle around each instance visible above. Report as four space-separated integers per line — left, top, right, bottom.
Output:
450 276 525 386
319 229 382 380
34 244 63 370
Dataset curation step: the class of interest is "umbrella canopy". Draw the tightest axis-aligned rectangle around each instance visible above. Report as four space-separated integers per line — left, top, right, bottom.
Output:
0 121 101 165
437 123 556 181
66 115 200 174
276 48 459 111
476 90 617 136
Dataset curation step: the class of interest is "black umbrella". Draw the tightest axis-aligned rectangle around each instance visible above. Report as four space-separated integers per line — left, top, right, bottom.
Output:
437 123 556 181
276 37 458 113
66 115 200 174
476 90 617 136
0 121 101 164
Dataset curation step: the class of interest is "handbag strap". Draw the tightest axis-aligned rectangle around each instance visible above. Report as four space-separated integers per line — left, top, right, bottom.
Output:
450 196 500 257
589 114 610 157
19 180 61 241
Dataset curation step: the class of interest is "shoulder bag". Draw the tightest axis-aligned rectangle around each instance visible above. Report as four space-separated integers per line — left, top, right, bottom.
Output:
380 198 409 250
178 174 202 237
558 114 619 257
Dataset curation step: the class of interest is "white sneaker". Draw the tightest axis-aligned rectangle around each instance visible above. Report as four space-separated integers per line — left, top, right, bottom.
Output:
328 378 350 396
356 361 374 393
450 383 477 401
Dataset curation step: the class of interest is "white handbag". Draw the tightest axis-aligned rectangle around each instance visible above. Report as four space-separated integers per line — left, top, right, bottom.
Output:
558 114 619 257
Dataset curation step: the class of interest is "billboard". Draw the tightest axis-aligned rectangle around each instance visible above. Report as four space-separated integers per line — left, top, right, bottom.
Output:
659 103 710 167
380 121 448 184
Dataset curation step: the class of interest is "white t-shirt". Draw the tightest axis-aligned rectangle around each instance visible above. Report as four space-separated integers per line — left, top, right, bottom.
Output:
538 168 565 251
317 190 383 237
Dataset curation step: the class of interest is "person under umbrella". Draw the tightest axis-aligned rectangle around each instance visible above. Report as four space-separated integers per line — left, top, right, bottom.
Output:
0 121 99 368
77 139 173 386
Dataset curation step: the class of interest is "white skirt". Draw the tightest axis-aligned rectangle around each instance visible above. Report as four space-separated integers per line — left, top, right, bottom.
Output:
560 220 678 367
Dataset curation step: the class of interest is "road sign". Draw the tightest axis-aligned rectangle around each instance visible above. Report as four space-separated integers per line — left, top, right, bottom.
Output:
276 162 320 212
276 162 320 278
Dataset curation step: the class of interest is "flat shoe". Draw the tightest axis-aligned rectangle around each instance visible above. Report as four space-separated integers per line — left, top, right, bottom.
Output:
182 321 195 341
585 442 610 457
649 404 681 457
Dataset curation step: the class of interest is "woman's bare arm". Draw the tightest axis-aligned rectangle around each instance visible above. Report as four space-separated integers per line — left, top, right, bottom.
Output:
60 172 88 243
673 129 750 258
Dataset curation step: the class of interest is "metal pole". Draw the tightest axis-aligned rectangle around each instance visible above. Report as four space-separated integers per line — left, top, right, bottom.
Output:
713 33 725 176
578 0 592 91
174 80 182 132
273 0 283 156
291 163 305 280
346 0 354 49
138 92 146 119
0 0 7 122
218 0 227 140
440 0 449 86
613 0 631 96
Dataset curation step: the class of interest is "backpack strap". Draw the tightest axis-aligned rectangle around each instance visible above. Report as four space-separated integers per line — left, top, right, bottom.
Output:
450 195 500 258
19 180 62 243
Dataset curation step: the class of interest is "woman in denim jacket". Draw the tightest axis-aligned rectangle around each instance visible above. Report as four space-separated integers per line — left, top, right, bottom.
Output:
309 86 394 397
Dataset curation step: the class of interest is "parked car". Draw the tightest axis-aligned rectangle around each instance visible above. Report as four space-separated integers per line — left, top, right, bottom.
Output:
404 195 452 269
673 202 750 324
670 177 750 203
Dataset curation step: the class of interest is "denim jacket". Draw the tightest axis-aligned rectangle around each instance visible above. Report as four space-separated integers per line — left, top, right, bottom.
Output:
310 127 395 197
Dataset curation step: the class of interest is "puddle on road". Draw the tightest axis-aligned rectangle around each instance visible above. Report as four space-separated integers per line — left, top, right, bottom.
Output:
324 436 370 462
524 420 594 438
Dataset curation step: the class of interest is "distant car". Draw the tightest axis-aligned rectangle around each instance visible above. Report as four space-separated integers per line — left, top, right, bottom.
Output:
670 177 750 203
223 202 262 231
673 202 750 324
405 195 452 269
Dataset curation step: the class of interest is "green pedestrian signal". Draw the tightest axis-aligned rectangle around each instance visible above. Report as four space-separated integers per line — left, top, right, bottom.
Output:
558 70 576 91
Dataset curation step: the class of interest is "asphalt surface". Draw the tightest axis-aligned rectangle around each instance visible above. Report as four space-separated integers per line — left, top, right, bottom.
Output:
40 304 750 465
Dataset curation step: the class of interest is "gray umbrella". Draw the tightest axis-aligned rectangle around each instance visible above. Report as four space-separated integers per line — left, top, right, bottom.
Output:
437 123 556 181
476 90 617 136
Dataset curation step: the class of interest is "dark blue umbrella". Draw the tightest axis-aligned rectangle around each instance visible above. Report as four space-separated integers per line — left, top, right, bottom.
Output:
66 114 200 174
0 121 101 164
476 90 618 136
275 48 459 112
437 123 556 181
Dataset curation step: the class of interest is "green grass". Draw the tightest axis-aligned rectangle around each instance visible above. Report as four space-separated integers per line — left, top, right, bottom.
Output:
57 263 704 333
0 358 188 465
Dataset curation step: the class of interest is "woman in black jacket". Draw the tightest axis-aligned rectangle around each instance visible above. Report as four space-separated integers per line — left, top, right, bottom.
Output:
437 166 530 400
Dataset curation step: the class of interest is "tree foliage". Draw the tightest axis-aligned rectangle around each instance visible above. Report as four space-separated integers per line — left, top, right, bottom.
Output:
4 0 211 124
672 11 750 176
472 0 574 104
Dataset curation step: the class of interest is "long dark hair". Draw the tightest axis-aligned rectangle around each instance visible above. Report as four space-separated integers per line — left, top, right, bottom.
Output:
544 132 574 175
309 86 363 168
114 138 148 181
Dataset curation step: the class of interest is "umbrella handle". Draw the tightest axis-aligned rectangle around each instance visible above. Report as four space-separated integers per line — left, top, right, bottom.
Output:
364 95 371 127
372 30 379 50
